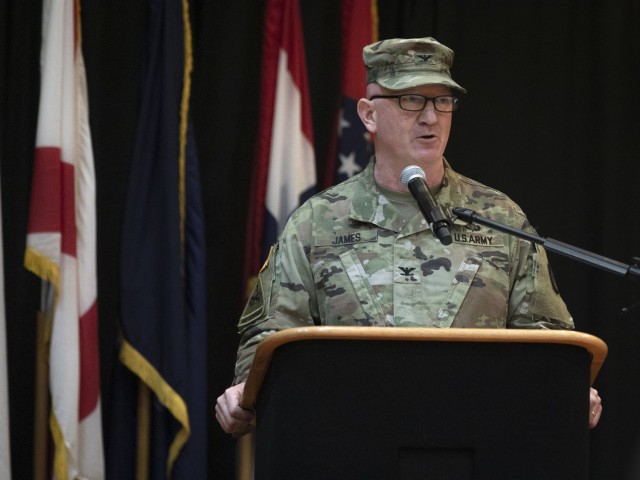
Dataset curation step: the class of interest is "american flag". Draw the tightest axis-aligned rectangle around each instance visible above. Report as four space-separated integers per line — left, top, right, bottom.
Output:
325 0 378 187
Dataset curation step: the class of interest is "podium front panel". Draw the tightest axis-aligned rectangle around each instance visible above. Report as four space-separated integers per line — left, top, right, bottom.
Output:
254 338 591 480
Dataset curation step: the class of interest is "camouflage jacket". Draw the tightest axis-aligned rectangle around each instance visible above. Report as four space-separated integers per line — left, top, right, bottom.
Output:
234 160 573 382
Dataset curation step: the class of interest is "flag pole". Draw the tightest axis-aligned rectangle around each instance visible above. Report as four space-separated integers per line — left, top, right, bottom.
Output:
236 433 254 480
33 312 49 480
33 282 53 480
136 381 150 480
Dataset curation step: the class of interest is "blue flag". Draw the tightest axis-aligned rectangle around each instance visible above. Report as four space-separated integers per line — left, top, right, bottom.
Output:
106 0 206 478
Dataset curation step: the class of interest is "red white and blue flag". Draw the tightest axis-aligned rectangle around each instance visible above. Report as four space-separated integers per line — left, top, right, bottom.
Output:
325 0 378 187
244 0 316 289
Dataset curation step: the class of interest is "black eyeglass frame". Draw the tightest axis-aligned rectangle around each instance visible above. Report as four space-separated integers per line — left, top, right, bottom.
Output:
368 94 460 113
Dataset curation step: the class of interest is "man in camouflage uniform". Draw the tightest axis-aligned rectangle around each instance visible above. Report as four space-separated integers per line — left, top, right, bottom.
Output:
216 37 602 434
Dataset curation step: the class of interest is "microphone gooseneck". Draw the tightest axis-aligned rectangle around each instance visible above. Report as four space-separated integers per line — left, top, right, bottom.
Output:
400 165 452 245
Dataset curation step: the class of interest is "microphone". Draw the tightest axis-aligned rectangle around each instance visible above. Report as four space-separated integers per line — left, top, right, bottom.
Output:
400 165 452 245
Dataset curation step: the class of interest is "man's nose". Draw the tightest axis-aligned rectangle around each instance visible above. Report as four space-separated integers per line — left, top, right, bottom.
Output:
417 101 438 123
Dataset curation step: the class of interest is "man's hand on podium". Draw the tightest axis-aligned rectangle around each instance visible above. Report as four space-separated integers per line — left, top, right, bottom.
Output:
215 382 602 433
589 387 602 429
216 381 255 435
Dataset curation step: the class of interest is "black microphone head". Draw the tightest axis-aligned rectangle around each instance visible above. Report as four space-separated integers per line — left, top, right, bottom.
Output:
400 165 426 189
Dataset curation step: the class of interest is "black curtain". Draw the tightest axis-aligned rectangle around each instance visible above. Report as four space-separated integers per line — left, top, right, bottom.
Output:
2 1 640 479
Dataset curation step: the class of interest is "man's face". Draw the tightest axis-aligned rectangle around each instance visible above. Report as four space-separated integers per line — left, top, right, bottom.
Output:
362 83 454 167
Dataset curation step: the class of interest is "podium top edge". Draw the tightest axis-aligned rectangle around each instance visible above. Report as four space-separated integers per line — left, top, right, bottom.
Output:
240 327 608 409
258 326 607 350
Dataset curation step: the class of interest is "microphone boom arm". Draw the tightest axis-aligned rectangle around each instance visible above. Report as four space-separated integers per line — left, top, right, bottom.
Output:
452 207 640 281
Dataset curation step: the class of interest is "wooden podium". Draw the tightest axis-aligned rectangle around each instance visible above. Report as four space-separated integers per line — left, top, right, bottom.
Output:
241 327 607 480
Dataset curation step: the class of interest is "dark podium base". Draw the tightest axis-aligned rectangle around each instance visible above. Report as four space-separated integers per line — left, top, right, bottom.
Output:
254 338 592 480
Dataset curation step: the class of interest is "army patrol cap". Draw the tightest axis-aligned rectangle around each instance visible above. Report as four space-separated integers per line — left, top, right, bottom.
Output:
363 37 466 93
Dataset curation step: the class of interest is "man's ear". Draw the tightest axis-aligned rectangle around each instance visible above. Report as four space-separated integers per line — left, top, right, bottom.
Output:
357 98 376 133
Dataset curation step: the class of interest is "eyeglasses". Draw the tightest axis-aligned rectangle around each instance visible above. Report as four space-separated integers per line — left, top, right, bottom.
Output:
368 94 459 113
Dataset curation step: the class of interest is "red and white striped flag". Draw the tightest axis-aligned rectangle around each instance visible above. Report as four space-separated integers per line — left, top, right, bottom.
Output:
24 0 104 478
243 0 316 289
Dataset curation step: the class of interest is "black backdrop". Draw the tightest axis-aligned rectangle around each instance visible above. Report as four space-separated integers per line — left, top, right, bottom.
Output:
2 1 640 479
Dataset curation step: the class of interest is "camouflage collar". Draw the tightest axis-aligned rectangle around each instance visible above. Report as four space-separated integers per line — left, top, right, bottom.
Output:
349 158 463 233
349 161 383 225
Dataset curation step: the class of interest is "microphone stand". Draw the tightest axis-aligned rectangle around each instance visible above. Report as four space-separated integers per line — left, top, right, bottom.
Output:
452 207 640 282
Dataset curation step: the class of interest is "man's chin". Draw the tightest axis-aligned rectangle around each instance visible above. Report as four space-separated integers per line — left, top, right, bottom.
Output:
409 151 443 167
